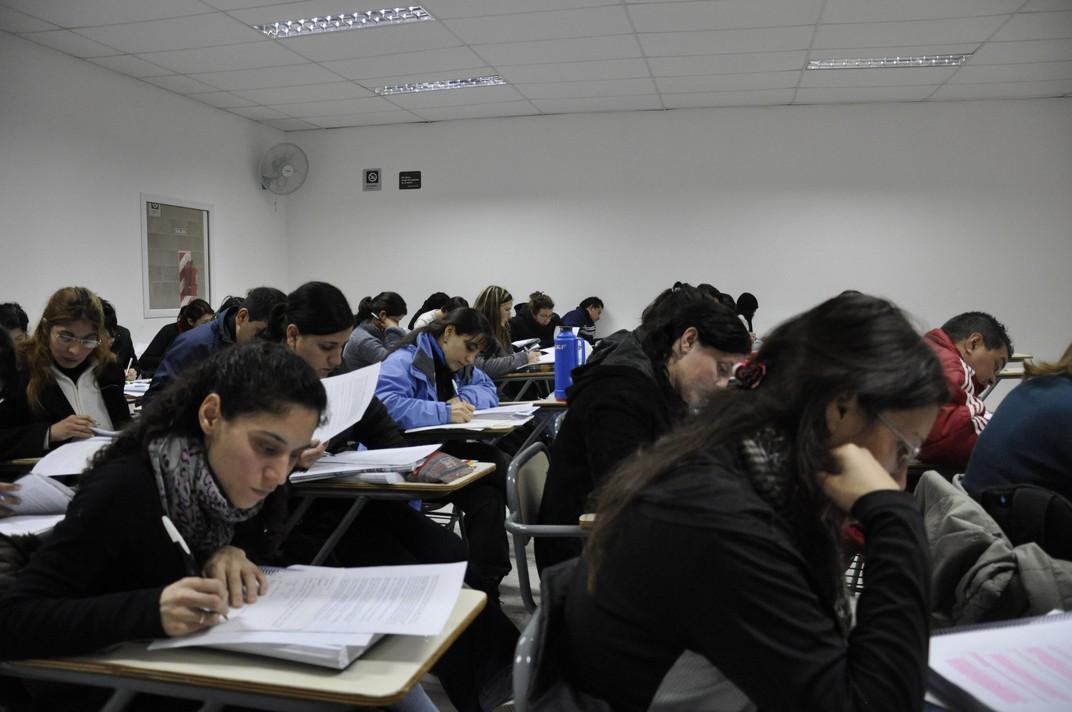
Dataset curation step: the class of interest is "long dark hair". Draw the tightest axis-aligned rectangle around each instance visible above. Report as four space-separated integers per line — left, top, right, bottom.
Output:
400 307 492 353
93 343 326 468
588 293 948 586
408 292 449 330
0 328 16 397
638 283 752 370
355 292 407 325
737 292 759 331
473 285 512 351
0 303 29 334
281 281 352 337
177 299 213 333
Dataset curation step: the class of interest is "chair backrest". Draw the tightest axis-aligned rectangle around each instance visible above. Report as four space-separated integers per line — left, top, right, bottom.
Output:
508 442 550 525
977 483 1072 561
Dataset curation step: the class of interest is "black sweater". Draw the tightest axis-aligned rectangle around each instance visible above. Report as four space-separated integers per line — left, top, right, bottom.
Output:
563 445 931 712
138 322 179 374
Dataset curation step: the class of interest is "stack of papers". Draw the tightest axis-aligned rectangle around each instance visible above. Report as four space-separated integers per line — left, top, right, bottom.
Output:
31 437 112 477
148 562 466 670
289 444 441 484
471 403 538 420
123 379 151 397
8 472 74 515
0 513 65 537
511 338 540 350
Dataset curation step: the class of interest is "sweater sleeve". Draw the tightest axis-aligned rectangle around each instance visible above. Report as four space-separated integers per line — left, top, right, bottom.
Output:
456 367 499 409
375 353 450 430
474 350 528 378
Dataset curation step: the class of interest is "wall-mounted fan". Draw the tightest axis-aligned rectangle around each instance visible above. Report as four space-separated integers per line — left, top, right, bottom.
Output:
260 143 308 195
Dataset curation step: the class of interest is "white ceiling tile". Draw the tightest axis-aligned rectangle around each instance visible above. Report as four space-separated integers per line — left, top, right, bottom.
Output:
21 29 123 57
628 0 823 33
191 62 343 89
497 58 650 83
322 47 488 80
794 85 938 103
278 22 459 62
649 51 806 76
821 0 1024 24
531 94 662 113
234 81 370 103
87 53 174 77
655 70 799 93
1021 0 1072 13
639 26 815 57
229 105 291 119
443 6 632 45
0 0 211 27
137 41 307 74
76 14 263 53
806 44 980 60
261 117 319 130
306 110 422 127
661 88 794 108
950 60 1072 83
931 79 1072 98
410 100 538 121
472 34 642 65
971 39 1072 64
143 74 223 93
383 84 524 108
185 90 258 107
270 96 397 117
991 11 1072 42
515 77 655 99
800 66 957 87
355 68 493 91
201 0 293 10
0 6 57 32
421 0 615 20
812 16 1009 49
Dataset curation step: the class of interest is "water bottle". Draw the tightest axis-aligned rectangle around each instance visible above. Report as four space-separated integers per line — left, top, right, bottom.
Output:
554 327 587 400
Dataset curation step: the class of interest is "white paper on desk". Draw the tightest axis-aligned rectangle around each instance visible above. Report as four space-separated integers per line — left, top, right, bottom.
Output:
30 437 111 477
0 513 64 537
213 562 466 636
312 364 381 444
472 403 538 419
512 338 540 349
8 473 74 515
123 379 151 396
289 444 441 483
405 417 531 434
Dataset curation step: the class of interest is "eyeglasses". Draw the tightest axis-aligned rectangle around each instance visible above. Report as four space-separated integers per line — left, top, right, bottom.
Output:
54 331 102 349
874 411 920 467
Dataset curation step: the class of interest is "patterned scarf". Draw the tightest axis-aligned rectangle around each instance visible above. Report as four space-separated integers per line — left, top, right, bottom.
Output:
148 435 265 557
738 428 854 636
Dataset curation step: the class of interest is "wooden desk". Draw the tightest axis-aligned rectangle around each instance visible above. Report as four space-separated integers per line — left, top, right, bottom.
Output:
403 423 518 445
0 589 487 711
979 361 1026 401
285 462 497 565
1009 352 1032 362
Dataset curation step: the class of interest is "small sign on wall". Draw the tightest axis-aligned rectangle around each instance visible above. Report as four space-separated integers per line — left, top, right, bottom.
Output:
399 171 421 190
363 169 381 191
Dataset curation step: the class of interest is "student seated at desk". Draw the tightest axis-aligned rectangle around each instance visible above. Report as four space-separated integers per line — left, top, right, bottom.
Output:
413 295 469 332
144 286 286 403
557 293 949 712
472 286 538 378
13 287 130 449
101 298 140 380
535 283 750 571
342 291 408 371
409 291 449 330
561 296 603 344
508 291 561 349
964 342 1072 502
376 308 513 599
0 330 26 510
138 298 214 375
919 311 1013 472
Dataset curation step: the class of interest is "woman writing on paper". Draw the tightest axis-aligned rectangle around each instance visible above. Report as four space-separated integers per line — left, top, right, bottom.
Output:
555 293 948 711
341 291 408 371
472 285 539 378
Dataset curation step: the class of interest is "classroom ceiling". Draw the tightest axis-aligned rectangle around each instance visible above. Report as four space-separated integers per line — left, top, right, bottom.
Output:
4 0 1071 131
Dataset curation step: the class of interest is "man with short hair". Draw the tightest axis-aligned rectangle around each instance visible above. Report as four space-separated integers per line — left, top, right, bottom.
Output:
919 311 1013 471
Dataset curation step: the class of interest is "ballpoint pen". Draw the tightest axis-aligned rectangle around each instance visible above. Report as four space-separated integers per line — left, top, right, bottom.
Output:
162 515 228 620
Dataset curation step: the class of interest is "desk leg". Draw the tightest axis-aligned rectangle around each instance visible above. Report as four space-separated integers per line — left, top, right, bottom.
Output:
280 496 315 541
979 381 997 401
100 688 136 712
310 496 369 566
515 408 558 454
514 378 535 401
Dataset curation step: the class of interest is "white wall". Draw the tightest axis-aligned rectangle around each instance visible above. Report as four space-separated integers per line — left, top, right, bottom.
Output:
286 98 1072 380
0 32 288 346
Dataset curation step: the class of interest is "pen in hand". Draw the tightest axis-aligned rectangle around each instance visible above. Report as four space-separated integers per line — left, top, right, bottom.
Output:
162 515 228 621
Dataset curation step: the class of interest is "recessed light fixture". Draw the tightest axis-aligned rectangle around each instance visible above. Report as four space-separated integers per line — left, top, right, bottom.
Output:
375 75 507 96
253 6 432 39
807 54 969 70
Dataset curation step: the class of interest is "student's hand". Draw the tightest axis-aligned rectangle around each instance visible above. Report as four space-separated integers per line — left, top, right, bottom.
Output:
49 415 96 442
526 350 541 365
0 482 21 518
124 368 138 381
819 444 899 514
448 399 475 423
159 576 228 637
382 315 400 329
203 545 268 607
297 440 327 470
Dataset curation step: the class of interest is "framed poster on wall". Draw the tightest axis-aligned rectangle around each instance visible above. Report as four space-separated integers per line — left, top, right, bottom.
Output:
139 194 212 318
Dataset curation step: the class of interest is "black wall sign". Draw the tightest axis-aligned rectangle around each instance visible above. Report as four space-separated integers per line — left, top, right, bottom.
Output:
399 171 422 190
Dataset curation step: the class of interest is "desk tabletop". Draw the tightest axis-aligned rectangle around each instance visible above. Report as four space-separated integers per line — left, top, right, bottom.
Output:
997 361 1026 379
292 461 496 496
5 589 486 708
495 369 554 382
1009 353 1032 362
527 396 567 408
579 513 597 530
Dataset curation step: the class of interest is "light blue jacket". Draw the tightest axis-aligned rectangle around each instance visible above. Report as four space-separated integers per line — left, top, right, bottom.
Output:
375 332 499 430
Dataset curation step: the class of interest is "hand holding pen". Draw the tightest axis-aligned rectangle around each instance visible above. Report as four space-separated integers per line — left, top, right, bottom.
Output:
159 516 229 636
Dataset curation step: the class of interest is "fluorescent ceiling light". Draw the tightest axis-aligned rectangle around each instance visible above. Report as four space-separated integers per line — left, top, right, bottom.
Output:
253 6 431 39
375 75 506 96
807 54 969 70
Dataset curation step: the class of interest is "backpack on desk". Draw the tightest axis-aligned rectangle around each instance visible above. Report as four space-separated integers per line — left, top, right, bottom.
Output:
976 483 1072 561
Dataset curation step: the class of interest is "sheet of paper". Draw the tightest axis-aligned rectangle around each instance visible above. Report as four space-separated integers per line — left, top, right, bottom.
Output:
472 403 538 419
123 379 151 396
930 612 1072 711
149 627 375 650
212 562 466 636
312 363 381 444
0 513 65 537
405 417 530 434
9 473 74 515
511 338 539 349
289 444 441 483
30 437 111 477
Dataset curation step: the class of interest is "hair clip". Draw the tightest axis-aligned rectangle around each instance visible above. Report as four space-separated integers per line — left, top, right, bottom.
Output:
732 360 767 390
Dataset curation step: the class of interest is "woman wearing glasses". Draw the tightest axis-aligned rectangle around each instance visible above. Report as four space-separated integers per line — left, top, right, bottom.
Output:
14 287 130 448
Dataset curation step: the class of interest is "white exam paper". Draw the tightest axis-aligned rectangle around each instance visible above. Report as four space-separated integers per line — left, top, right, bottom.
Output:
312 363 381 444
30 437 111 477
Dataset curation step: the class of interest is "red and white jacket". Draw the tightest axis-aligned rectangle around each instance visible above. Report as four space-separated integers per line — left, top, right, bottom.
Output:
919 328 991 471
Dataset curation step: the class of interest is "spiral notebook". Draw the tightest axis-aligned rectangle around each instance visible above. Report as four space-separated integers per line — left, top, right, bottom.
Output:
928 610 1072 711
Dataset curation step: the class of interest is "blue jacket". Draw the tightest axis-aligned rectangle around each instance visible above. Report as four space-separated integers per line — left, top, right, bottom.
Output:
561 308 597 344
144 307 236 402
375 332 498 430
